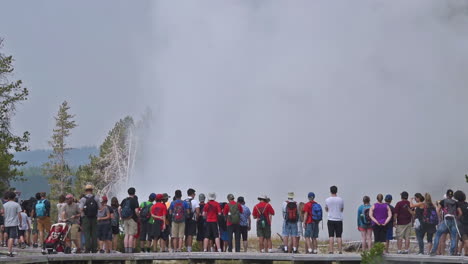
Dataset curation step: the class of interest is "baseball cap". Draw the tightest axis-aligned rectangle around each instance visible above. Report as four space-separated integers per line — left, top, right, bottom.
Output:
66 194 73 199
101 196 108 202
308 192 315 199
149 193 156 200
385 194 393 202
237 196 245 203
447 189 454 197
156 194 163 201
227 194 235 200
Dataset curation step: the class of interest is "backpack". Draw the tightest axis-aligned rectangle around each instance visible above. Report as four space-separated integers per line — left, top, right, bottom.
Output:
140 202 153 223
460 202 468 225
362 208 371 225
442 199 457 218
185 198 194 220
257 205 269 228
172 200 186 223
285 201 298 222
121 198 133 219
227 203 241 224
423 205 439 225
311 202 323 222
111 207 120 227
35 200 47 217
84 196 98 217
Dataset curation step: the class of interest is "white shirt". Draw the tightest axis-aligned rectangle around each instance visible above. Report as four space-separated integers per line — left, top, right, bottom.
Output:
325 196 344 221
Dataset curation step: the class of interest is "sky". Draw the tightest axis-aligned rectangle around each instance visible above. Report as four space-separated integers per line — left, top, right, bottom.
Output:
2 1 468 240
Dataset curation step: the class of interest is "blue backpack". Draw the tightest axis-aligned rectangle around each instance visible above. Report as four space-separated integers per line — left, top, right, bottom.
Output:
311 202 323 222
36 200 47 217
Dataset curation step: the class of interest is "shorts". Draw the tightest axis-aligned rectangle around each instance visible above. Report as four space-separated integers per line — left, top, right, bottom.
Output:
204 222 219 240
171 222 185 238
123 219 138 236
37 217 52 233
282 221 298 237
327 220 343 238
31 218 38 235
240 226 248 241
68 224 80 240
256 225 271 239
18 230 26 237
151 220 163 240
140 221 152 241
221 231 229 241
358 226 373 232
386 224 394 241
5 226 18 239
98 224 112 241
161 224 170 241
396 223 411 240
112 225 120 235
305 222 319 238
185 220 197 236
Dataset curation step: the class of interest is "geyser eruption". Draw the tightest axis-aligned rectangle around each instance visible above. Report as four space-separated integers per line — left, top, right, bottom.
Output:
132 1 468 239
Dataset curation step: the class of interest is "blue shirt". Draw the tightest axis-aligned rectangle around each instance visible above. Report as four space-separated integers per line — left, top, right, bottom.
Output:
240 205 251 227
169 199 190 211
357 204 371 228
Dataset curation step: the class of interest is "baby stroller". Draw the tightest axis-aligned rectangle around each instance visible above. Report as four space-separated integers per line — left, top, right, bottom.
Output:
42 223 71 254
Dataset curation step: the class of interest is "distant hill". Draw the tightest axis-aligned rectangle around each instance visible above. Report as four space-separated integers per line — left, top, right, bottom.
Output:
11 146 98 200
14 146 99 167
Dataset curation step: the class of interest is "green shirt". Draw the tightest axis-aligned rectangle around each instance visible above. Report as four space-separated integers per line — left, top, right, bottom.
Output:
140 201 154 224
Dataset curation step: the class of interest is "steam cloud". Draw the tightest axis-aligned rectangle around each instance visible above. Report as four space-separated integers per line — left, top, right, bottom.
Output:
133 1 468 239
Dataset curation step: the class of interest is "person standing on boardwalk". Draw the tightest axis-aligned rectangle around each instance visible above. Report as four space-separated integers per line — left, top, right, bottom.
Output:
238 196 251 252
253 194 275 253
169 190 190 252
282 192 299 253
62 194 81 253
223 194 243 252
325 186 344 254
151 194 168 252
394 191 412 254
4 191 21 257
120 187 139 253
196 193 207 243
139 193 156 252
185 188 200 253
80 185 100 253
430 189 459 256
357 195 372 251
369 194 392 244
304 192 321 254
35 192 51 248
202 192 222 252
384 194 394 254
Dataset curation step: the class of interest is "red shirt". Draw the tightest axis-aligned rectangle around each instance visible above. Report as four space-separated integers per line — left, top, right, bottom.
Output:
394 200 412 225
151 202 167 227
204 200 221 223
223 201 244 226
253 202 275 225
303 201 315 224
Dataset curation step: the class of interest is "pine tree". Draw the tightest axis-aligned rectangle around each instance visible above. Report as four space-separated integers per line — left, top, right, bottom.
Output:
0 38 30 193
43 101 77 198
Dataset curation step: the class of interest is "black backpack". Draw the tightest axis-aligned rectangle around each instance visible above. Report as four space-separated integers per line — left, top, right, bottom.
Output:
140 202 153 223
84 195 98 217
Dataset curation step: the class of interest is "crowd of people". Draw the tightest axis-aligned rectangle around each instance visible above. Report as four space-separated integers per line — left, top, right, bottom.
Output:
0 184 466 258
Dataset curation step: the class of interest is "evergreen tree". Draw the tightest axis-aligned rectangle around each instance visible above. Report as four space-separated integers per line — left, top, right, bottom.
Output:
43 101 77 198
0 38 30 192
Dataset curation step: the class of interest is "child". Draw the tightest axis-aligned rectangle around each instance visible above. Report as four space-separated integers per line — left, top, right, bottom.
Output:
18 207 30 249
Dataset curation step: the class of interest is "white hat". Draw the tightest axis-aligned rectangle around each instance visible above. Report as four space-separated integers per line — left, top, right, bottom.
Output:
208 192 216 201
258 194 267 200
288 192 295 199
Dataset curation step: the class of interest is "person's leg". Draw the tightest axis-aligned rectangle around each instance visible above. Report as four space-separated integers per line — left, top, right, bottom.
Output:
404 225 411 252
366 228 373 250
7 228 14 254
431 222 447 255
139 222 146 251
227 224 234 252
92 218 98 253
448 220 458 255
336 221 343 253
415 227 424 254
360 230 367 251
327 221 334 253
234 224 241 252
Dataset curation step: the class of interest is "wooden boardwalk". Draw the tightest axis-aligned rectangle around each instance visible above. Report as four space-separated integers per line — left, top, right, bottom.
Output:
0 252 467 264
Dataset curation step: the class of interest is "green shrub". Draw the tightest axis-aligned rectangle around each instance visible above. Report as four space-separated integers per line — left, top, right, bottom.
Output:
361 242 385 264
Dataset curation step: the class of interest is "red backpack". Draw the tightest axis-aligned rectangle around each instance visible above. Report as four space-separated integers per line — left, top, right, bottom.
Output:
285 201 298 222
